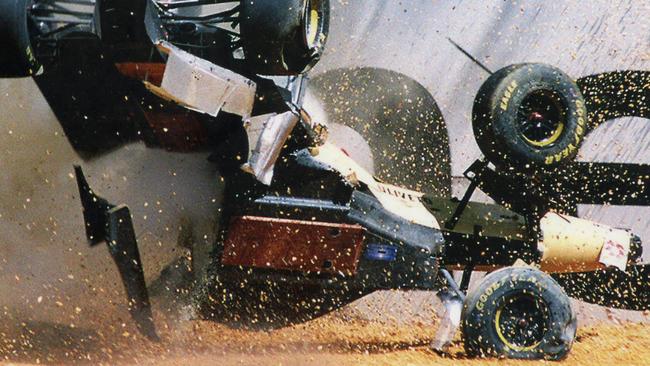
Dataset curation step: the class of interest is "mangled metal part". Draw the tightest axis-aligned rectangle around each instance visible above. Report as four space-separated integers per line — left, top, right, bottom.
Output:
298 107 329 146
74 165 114 245
144 0 165 44
242 111 299 185
74 166 159 341
238 76 327 186
105 206 160 341
432 291 463 353
431 269 465 353
145 41 256 118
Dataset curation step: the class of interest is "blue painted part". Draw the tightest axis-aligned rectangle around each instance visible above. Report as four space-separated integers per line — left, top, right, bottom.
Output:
364 244 398 261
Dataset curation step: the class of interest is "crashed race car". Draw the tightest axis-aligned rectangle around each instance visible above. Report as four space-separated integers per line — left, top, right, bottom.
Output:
1 0 649 361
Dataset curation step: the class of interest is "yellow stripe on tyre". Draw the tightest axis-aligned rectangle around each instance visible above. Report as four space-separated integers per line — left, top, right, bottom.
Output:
307 9 319 47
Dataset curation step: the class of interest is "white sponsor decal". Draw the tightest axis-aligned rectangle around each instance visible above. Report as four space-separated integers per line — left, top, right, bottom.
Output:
599 238 629 271
311 143 440 229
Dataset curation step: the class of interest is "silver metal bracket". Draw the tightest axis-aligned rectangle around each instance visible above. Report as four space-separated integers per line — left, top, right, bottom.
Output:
431 269 465 353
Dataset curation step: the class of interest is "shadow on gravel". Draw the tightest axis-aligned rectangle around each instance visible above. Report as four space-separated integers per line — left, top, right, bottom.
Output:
0 321 102 364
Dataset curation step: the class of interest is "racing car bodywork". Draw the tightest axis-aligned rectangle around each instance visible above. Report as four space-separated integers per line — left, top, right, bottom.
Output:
2 0 650 361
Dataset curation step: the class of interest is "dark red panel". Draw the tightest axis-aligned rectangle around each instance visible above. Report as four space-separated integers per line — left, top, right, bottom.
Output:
115 62 211 152
222 216 366 276
141 109 209 152
115 62 166 85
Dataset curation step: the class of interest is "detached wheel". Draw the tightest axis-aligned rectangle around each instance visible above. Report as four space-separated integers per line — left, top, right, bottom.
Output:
0 0 95 77
472 63 587 168
240 0 329 75
462 267 577 360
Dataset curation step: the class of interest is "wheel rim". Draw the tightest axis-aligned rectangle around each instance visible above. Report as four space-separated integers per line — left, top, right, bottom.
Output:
494 293 549 351
516 90 566 148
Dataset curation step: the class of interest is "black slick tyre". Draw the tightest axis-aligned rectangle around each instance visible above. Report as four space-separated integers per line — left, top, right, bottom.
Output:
240 0 329 75
0 0 41 77
461 267 577 360
472 63 587 168
0 0 97 77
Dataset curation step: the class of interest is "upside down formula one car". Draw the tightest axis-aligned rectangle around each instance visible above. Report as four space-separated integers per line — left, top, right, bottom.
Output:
2 0 650 361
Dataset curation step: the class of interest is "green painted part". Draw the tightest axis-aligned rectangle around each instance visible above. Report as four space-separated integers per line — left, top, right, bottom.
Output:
421 194 528 241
